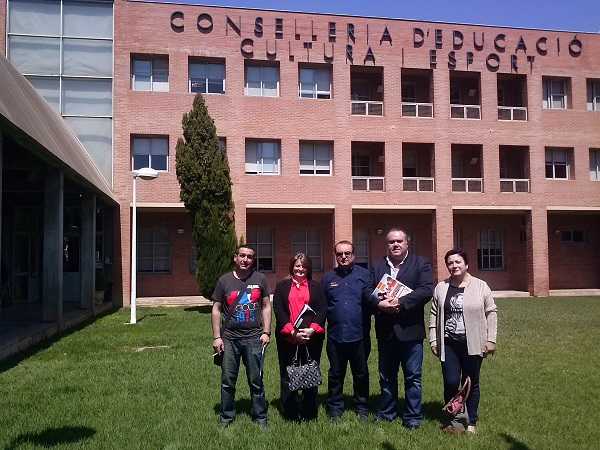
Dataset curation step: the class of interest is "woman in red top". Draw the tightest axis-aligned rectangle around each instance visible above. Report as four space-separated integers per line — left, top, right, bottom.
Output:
273 253 327 421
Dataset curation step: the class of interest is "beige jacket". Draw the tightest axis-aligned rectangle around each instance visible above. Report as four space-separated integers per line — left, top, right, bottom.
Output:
429 275 497 361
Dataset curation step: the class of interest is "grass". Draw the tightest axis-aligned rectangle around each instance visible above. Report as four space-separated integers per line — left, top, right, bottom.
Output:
1 297 599 450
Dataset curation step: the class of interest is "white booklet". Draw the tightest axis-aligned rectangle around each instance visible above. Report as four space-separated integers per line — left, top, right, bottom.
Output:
293 304 316 329
372 274 413 302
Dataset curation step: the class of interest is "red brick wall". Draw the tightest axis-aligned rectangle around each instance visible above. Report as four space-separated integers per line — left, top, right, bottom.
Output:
0 1 6 56
110 0 600 299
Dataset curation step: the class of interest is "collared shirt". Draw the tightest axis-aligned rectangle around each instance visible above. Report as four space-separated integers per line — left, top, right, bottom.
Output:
322 264 372 343
386 250 409 279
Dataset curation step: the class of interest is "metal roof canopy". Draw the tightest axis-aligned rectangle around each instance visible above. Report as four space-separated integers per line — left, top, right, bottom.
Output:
0 55 116 205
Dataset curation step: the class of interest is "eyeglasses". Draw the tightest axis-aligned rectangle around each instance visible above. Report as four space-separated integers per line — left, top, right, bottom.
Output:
335 251 353 257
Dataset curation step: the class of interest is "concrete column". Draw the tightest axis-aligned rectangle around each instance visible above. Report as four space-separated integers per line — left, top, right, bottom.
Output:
527 207 549 296
0 131 3 315
80 193 96 314
42 168 64 326
433 206 454 283
235 202 247 243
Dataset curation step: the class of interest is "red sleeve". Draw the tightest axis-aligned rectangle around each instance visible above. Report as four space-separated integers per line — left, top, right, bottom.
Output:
281 323 294 335
310 322 325 334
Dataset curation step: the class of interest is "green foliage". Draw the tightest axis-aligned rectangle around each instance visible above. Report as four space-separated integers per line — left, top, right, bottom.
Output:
176 94 237 296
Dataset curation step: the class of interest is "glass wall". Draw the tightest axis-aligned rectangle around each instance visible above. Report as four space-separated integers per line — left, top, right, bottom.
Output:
7 0 114 183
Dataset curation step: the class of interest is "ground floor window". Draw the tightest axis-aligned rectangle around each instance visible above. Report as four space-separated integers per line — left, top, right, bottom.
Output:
353 229 369 268
291 230 322 271
138 227 170 273
560 229 585 243
247 228 274 272
478 229 503 271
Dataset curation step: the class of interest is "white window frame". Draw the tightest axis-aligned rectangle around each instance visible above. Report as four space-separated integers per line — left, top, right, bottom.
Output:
478 230 504 271
291 230 323 271
247 228 275 272
132 136 169 172
298 66 332 99
245 140 281 175
244 63 280 97
138 227 171 273
543 77 567 110
188 59 226 94
587 79 600 112
131 56 169 92
299 142 332 176
545 148 571 180
590 149 600 181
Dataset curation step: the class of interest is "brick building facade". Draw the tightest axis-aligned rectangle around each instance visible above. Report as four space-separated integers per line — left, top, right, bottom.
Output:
4 0 600 303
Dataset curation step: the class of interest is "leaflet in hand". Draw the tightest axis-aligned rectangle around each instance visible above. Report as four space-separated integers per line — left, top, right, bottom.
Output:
294 304 316 329
372 274 413 302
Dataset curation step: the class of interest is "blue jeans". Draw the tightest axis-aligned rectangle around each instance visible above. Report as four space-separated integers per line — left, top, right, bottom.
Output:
442 338 483 425
220 336 267 424
376 338 424 426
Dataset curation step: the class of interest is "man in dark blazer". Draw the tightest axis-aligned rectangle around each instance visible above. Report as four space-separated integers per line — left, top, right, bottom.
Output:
369 228 433 429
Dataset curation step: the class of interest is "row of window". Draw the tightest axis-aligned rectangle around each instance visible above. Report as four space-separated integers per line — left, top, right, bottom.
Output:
132 136 600 182
139 226 589 274
130 55 600 113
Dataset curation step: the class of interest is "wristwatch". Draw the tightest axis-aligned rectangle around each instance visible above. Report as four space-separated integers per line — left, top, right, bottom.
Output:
261 331 271 337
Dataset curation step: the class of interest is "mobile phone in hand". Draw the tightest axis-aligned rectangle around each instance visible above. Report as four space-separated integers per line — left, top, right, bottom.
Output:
213 351 224 366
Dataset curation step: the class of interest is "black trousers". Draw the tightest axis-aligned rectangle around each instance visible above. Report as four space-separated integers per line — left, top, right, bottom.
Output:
326 338 369 417
276 335 324 421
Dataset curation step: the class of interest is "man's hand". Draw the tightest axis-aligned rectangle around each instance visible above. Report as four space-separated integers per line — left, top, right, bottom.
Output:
377 293 399 314
260 333 271 347
484 341 496 355
213 337 224 354
431 345 438 357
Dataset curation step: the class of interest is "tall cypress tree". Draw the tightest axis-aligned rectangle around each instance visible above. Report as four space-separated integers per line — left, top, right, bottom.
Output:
176 94 238 297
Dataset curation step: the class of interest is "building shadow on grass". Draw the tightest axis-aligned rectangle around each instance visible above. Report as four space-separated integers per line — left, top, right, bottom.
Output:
500 433 531 450
4 426 96 449
184 306 212 314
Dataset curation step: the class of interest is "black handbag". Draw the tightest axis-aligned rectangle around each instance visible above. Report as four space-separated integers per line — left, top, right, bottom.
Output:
286 345 322 391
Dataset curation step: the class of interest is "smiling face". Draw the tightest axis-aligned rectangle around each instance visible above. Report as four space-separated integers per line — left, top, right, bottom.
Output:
446 253 469 278
335 242 355 268
234 247 256 273
292 260 307 279
386 230 409 262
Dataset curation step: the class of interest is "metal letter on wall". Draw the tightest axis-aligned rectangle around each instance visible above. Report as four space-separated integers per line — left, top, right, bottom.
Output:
346 44 353 63
473 32 484 51
494 34 506 52
267 41 277 59
255 17 263 37
226 16 241 36
364 47 376 65
324 43 334 62
453 31 463 50
347 23 355 43
466 51 474 69
170 11 184 32
516 36 527 53
536 37 548 56
380 26 392 46
486 53 500 71
569 36 582 57
448 51 456 69
241 38 254 58
413 28 425 48
197 13 213 33
511 54 518 72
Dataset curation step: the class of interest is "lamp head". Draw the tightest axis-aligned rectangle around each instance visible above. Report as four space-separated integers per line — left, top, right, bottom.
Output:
133 167 159 180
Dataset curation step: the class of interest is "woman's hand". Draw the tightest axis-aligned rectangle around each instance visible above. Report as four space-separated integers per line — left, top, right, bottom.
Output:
484 341 496 355
292 329 309 344
430 345 438 357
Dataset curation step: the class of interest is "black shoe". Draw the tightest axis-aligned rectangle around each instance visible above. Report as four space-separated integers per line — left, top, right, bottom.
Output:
219 419 233 428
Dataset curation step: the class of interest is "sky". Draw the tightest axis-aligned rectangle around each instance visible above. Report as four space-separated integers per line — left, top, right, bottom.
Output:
151 0 600 33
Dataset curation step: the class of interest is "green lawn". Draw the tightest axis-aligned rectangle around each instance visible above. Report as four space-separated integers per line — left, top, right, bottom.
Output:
1 297 599 450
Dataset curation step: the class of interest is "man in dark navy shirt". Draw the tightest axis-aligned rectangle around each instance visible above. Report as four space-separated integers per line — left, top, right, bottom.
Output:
322 240 372 420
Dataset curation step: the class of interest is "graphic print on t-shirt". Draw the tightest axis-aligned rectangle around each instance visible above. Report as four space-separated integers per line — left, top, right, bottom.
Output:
445 291 466 337
226 284 261 325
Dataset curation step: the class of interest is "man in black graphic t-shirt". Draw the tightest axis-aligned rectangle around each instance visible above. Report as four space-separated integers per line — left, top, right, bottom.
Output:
211 245 271 427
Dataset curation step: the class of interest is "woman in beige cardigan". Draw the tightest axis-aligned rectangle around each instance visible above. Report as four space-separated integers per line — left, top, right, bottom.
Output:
429 249 497 434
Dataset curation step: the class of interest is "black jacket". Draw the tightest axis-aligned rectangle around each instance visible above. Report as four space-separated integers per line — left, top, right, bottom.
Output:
369 253 434 341
272 278 327 335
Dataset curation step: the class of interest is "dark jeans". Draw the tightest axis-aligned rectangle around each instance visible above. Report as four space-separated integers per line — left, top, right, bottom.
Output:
442 338 483 426
376 338 424 426
326 339 369 417
276 336 324 421
220 336 267 424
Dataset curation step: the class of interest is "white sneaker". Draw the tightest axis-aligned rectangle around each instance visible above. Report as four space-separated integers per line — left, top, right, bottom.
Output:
466 425 477 434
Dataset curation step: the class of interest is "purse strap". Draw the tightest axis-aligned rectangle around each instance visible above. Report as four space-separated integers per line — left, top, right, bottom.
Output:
292 345 313 366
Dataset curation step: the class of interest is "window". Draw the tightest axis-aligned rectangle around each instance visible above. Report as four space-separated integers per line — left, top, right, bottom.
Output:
132 136 168 171
478 230 503 271
351 154 371 177
545 148 571 180
245 140 280 175
189 59 225 94
353 229 369 269
247 228 274 272
560 230 585 243
591 149 600 181
291 230 322 271
245 62 279 97
587 79 600 112
542 77 567 110
132 56 169 92
299 65 332 99
402 82 417 103
299 142 332 175
138 227 170 273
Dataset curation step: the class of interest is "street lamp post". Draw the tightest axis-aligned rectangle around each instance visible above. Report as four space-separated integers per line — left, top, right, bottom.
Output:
130 167 159 324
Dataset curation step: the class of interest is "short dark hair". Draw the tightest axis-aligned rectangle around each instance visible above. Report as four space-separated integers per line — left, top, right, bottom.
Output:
386 228 411 242
334 240 354 253
444 248 469 265
235 245 255 256
289 252 313 280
